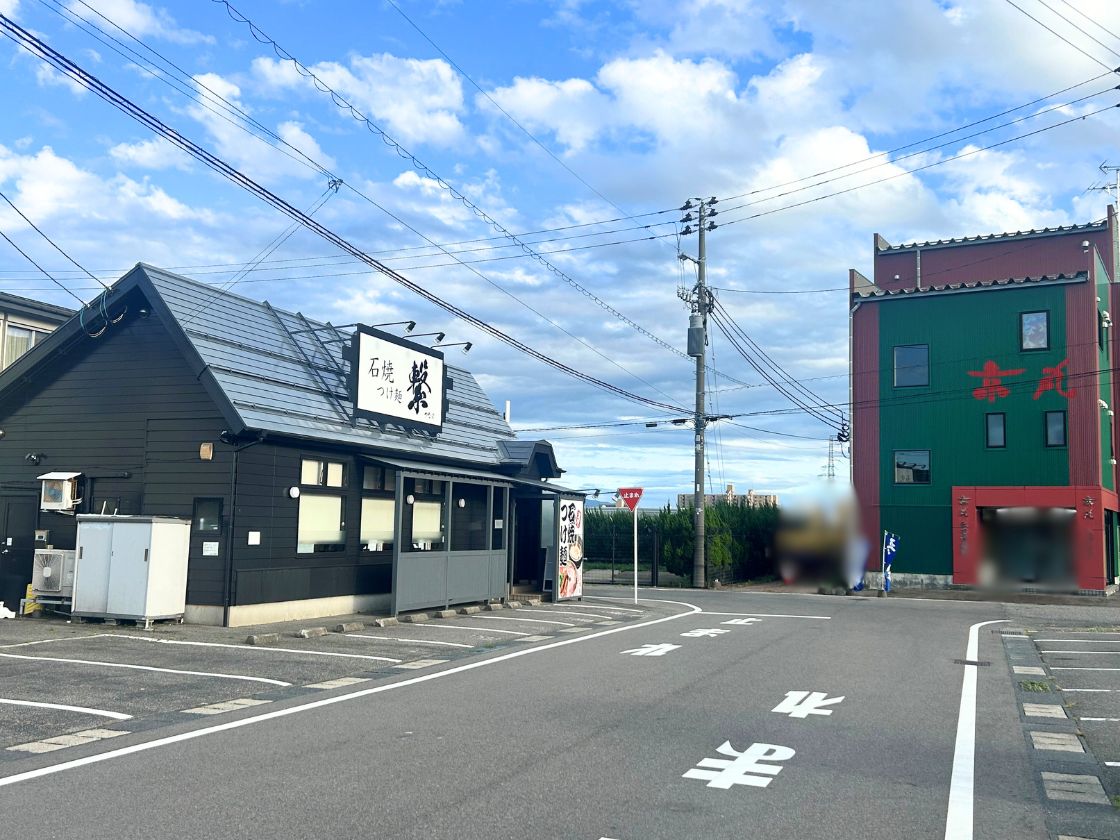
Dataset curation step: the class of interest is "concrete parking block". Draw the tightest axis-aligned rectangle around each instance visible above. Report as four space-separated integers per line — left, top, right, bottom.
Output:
514 635 552 642
246 633 281 646
1014 665 1047 675
392 659 448 670
7 740 69 754
305 677 370 690
432 610 458 619
296 627 328 639
1023 703 1068 719
506 601 522 609
483 603 507 611
333 622 364 633
371 617 398 627
524 597 542 605
1031 731 1085 753
399 613 430 624
72 728 128 740
8 727 129 753
457 606 481 615
1041 772 1110 805
183 698 272 716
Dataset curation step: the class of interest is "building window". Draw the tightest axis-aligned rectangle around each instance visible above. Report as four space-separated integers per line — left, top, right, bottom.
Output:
2 324 48 369
450 482 489 552
297 494 346 553
1020 311 1049 351
492 487 507 551
894 450 931 484
985 413 1005 449
362 465 396 491
893 345 929 387
193 498 222 532
1045 411 1067 447
360 498 395 552
301 457 345 488
402 477 445 552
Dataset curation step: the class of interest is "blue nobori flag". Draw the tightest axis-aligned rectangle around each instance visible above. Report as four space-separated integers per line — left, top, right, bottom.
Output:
882 531 900 592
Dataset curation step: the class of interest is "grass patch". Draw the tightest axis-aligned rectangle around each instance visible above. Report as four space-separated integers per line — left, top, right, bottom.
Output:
1019 680 1051 692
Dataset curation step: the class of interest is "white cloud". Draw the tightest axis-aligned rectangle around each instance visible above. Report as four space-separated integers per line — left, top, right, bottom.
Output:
0 0 20 16
252 53 465 147
64 0 214 45
109 137 191 170
34 63 88 96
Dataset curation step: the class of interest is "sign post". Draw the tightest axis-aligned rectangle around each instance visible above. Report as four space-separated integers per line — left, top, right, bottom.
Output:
618 487 644 604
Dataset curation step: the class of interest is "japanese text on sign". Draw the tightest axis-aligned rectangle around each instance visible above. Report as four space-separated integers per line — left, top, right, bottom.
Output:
558 497 585 599
353 327 445 433
617 487 643 512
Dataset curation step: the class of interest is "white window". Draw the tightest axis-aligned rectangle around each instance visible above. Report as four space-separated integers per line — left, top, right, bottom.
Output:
360 498 395 552
300 457 345 488
297 494 346 553
3 324 48 370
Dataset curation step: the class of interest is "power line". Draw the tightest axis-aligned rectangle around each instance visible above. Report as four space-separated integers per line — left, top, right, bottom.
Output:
0 226 87 306
36 4 681 405
1003 0 1117 69
208 0 694 365
1054 0 1120 43
1031 0 1120 60
0 14 692 415
0 187 109 291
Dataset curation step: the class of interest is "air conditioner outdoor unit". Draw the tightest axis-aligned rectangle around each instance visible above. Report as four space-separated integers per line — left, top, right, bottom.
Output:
37 472 82 512
32 549 77 599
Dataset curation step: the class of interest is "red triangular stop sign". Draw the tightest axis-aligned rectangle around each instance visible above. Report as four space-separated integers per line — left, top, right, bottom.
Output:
617 487 643 512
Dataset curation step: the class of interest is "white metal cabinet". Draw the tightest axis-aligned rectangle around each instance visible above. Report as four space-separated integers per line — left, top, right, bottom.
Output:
73 515 191 626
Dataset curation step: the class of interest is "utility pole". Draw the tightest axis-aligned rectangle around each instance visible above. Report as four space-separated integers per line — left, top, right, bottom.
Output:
679 197 718 589
1088 162 1120 277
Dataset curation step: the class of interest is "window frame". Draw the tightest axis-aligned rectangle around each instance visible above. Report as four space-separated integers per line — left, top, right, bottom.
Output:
985 412 1006 449
192 497 223 533
893 344 929 388
893 449 931 485
296 492 347 554
300 456 346 488
1044 410 1067 448
1019 310 1050 352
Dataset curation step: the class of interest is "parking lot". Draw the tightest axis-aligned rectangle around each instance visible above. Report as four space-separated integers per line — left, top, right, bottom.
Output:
1033 628 1120 796
0 595 653 761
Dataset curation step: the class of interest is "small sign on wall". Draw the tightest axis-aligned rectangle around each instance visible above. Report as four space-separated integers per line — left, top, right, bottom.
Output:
247 531 261 546
202 541 220 557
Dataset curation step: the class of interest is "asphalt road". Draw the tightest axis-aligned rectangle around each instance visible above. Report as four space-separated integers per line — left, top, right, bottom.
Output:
1 587 1117 839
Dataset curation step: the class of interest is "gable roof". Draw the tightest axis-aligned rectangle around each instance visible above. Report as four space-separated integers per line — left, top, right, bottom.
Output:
0 264 546 471
853 272 1086 301
876 219 1108 254
0 291 74 324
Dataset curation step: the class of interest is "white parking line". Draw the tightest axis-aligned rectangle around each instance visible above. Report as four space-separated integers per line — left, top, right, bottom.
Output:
0 634 112 649
0 652 292 686
700 611 832 619
1062 688 1117 692
0 698 132 721
409 623 529 636
1040 650 1120 655
1107 762 1120 767
514 609 608 621
1080 717 1120 722
0 595 702 788
470 615 576 627
576 600 644 612
101 635 402 663
349 634 473 649
1051 667 1120 672
944 619 1009 840
1034 639 1120 643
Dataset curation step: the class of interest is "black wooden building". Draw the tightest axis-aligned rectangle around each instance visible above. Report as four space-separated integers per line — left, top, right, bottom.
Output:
0 265 581 625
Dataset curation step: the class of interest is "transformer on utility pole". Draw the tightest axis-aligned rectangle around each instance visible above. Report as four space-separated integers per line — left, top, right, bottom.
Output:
679 197 718 589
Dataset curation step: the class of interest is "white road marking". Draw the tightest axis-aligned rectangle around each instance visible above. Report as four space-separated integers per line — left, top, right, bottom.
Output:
349 634 473 649
0 698 132 721
944 618 1009 840
410 623 529 636
576 599 644 612
0 652 292 686
1035 639 1120 643
515 609 608 620
305 677 369 690
682 741 795 789
680 628 730 638
700 611 832 620
392 659 447 670
1001 634 1029 639
183 698 271 716
621 643 680 656
101 634 402 663
772 691 845 718
1107 762 1120 767
1080 717 1120 722
722 618 762 626
0 596 702 789
470 615 575 627
1051 667 1120 672
8 728 128 754
0 634 112 649
1062 688 1116 692
1040 650 1120 655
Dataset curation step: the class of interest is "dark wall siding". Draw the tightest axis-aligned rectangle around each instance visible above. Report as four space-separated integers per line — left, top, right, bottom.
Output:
0 299 233 606
229 443 391 605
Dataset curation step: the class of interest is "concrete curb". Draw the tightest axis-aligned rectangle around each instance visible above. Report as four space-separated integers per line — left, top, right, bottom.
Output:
371 617 398 628
296 627 328 639
399 613 430 623
457 606 481 615
483 603 506 612
245 633 281 646
506 601 523 609
333 622 364 633
432 609 458 619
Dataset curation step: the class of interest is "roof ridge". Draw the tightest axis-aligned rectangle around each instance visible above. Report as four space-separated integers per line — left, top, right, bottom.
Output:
882 219 1107 252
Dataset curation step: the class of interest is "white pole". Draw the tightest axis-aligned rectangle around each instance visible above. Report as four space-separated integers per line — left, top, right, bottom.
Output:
633 507 638 604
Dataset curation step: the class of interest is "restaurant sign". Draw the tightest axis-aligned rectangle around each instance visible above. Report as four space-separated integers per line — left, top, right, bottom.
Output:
350 325 447 433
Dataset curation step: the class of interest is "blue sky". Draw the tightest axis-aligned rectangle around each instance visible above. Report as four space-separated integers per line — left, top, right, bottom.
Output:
0 0 1118 507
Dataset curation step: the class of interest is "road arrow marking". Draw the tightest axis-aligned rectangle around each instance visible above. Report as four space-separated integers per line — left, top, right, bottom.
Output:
771 690 845 718
621 643 681 656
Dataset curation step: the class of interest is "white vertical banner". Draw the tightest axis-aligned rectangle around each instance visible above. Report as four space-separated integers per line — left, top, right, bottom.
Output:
557 497 584 600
